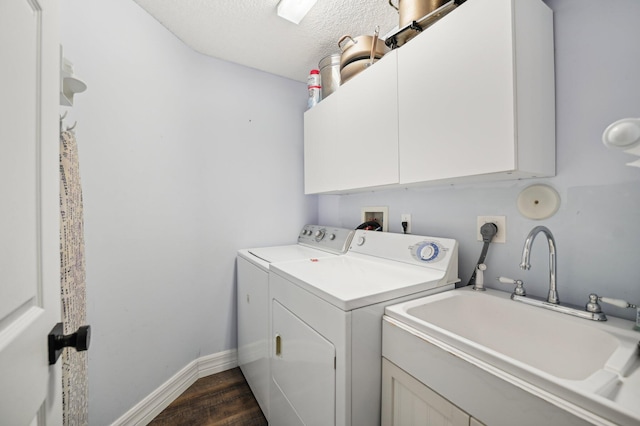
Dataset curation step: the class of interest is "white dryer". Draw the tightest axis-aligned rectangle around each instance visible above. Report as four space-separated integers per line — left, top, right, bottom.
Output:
268 230 459 426
237 225 355 420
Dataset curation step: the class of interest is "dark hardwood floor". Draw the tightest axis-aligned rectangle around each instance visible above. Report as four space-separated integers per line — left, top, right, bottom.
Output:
149 368 267 426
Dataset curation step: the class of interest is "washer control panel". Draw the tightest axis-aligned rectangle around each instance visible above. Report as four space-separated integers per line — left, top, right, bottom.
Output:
410 240 446 263
349 230 458 273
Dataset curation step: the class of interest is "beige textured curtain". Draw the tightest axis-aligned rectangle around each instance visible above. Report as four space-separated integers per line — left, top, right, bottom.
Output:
60 129 88 425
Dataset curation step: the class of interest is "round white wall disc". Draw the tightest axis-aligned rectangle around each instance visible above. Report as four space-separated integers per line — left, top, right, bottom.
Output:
517 184 560 220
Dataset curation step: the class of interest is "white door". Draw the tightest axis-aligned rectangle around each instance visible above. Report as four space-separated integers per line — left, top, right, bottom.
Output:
0 0 62 425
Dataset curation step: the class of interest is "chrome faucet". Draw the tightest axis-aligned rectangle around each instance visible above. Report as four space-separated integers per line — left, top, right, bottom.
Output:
520 226 559 304
501 226 608 320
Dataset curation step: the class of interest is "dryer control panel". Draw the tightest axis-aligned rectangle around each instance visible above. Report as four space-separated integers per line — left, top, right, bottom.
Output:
298 225 355 254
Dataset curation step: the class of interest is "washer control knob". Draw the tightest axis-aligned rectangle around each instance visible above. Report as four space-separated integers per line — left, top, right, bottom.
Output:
411 241 445 263
315 229 326 241
328 233 336 240
357 236 366 246
420 244 435 260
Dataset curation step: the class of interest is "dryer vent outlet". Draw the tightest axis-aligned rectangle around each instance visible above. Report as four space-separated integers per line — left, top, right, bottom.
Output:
361 206 388 232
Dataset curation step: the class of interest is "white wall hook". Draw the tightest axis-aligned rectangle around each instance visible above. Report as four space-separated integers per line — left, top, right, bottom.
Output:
60 46 87 106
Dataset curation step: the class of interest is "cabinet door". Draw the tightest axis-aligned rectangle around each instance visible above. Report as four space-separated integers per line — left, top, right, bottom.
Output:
382 358 470 426
398 0 517 184
304 51 399 194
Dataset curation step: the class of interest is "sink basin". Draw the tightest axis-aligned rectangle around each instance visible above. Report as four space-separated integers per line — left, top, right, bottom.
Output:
404 290 618 380
384 287 640 425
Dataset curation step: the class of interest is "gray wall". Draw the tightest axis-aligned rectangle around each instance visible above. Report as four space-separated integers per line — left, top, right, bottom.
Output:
61 0 316 424
319 0 640 319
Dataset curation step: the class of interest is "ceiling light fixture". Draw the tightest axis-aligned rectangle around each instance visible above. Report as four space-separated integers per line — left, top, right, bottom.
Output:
277 0 318 24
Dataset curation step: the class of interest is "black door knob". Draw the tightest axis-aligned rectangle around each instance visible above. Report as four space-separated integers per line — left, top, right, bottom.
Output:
48 322 91 365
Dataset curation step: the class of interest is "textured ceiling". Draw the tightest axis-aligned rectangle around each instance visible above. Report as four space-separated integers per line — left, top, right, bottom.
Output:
132 0 399 83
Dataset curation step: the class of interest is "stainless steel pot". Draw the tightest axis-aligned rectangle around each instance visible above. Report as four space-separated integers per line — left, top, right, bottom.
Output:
340 58 381 84
319 53 341 98
338 27 389 70
389 0 448 28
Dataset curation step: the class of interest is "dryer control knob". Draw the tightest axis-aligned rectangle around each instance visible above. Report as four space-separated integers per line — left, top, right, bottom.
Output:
328 234 336 240
357 236 366 246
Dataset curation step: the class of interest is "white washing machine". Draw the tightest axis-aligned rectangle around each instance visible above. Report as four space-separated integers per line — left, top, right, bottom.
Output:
237 225 355 420
268 229 459 426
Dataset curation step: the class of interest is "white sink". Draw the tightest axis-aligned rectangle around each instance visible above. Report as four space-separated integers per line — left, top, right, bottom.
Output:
384 287 640 425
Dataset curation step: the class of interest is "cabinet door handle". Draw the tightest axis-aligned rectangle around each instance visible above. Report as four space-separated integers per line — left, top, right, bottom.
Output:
275 333 281 356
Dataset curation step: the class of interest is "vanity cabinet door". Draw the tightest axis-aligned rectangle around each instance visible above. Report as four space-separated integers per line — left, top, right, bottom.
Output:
382 358 470 426
397 0 554 184
303 52 399 194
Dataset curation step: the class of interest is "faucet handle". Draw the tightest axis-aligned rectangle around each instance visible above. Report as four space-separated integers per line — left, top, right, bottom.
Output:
598 296 637 309
497 276 526 296
585 293 602 313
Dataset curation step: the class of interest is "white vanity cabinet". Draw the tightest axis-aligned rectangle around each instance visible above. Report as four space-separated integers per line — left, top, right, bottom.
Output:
397 0 555 185
382 358 484 426
303 51 399 195
382 317 594 426
303 0 555 194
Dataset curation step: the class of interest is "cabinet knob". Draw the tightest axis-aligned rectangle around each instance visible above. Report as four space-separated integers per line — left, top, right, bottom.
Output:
48 322 91 365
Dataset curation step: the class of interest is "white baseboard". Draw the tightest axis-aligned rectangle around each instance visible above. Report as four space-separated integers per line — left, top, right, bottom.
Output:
197 349 238 378
111 349 238 426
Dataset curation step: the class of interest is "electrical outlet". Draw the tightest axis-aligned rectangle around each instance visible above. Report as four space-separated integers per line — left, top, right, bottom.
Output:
401 213 411 234
477 216 506 243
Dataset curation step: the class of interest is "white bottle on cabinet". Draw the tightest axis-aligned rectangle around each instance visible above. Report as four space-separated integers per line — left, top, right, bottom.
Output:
307 69 321 109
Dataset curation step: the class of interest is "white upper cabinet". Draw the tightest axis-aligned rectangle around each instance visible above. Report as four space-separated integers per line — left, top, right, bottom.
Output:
398 0 555 185
303 0 555 194
304 51 399 195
